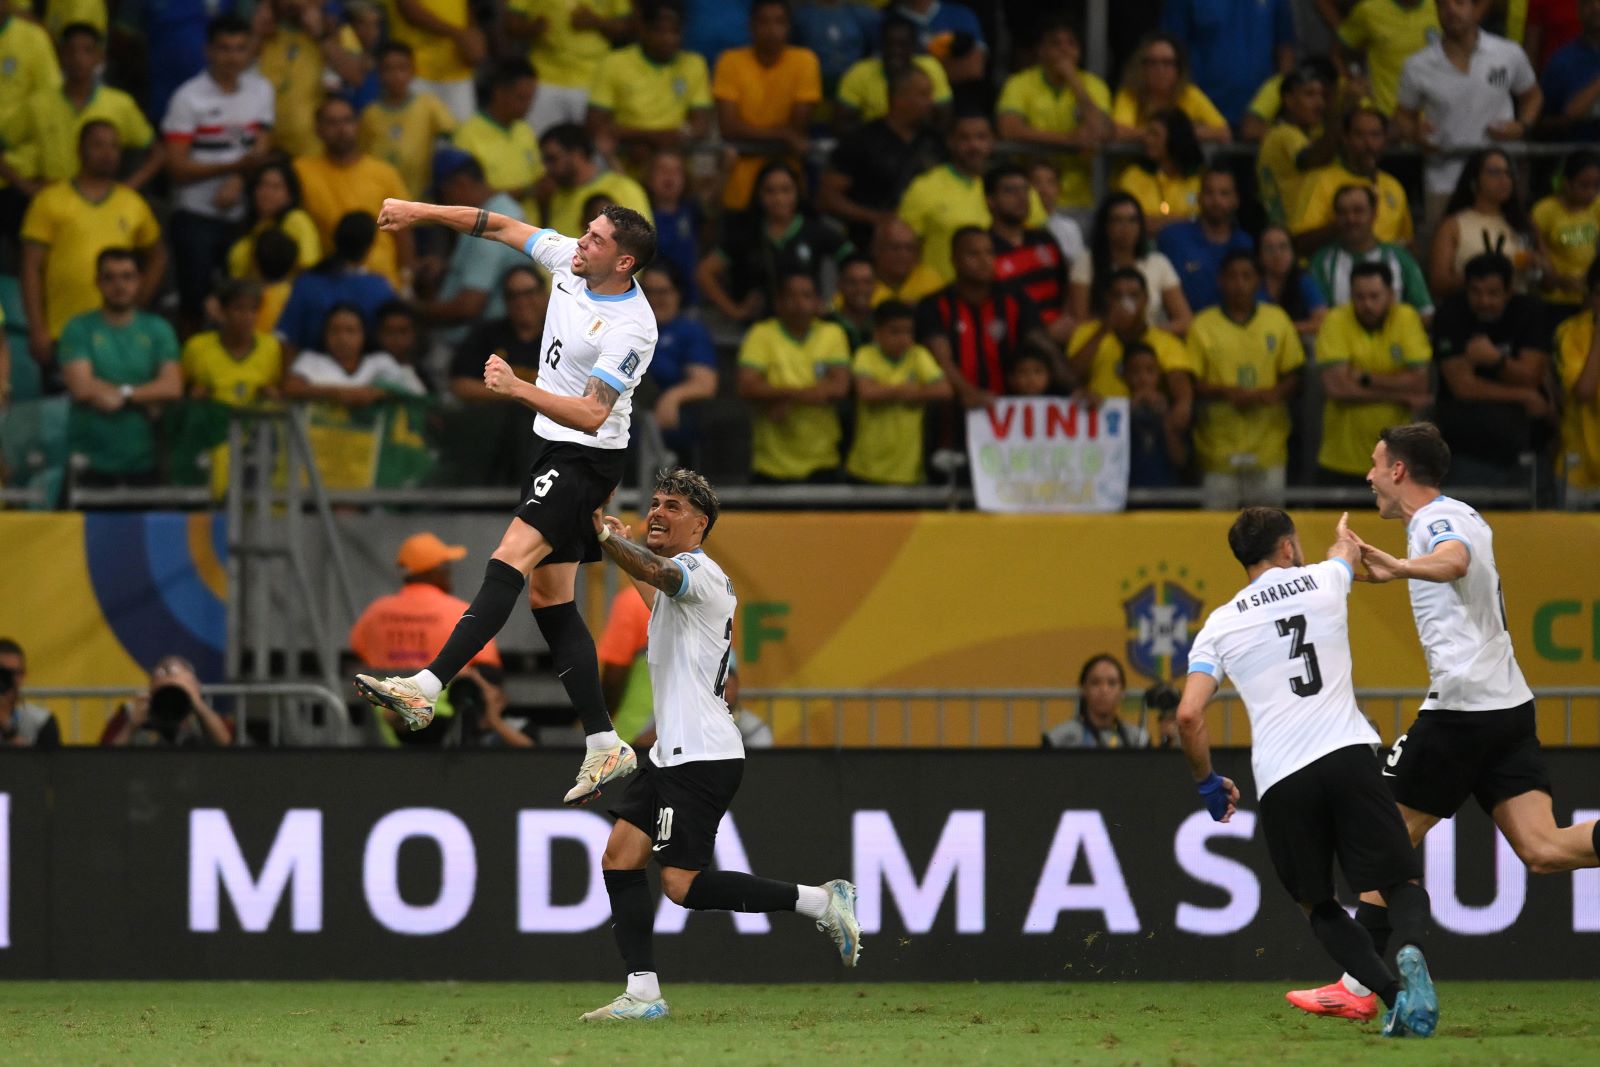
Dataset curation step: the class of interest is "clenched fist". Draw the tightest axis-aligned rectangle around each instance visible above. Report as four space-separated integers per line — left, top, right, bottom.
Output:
484 354 519 397
377 198 421 232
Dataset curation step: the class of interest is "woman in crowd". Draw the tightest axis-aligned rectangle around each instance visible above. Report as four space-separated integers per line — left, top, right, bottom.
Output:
1530 150 1600 315
1258 224 1327 338
225 158 322 280
1116 109 1206 238
1111 32 1229 144
697 161 851 327
1428 148 1534 300
1069 191 1191 333
1044 654 1151 749
283 303 425 407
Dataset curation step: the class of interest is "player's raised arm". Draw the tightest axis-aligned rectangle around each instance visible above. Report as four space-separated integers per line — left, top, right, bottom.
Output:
484 356 619 435
1348 529 1469 585
593 513 685 599
1326 512 1361 573
377 197 539 257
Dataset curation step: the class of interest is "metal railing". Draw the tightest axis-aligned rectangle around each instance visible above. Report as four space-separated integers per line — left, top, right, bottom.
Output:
27 682 353 747
739 686 1600 748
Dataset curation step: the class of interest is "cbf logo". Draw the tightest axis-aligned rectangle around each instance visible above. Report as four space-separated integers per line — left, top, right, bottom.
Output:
1121 563 1205 680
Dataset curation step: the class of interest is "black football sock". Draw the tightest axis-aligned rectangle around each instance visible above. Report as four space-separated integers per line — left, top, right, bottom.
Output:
1383 881 1431 960
603 868 655 974
532 600 614 736
682 870 798 913
425 559 524 685
1308 900 1400 1008
1356 900 1393 957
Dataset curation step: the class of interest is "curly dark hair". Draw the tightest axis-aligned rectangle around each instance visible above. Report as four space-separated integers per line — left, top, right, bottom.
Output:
653 468 721 538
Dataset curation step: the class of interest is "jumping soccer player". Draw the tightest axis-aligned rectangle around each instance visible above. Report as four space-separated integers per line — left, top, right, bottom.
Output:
1178 508 1438 1038
357 198 658 806
581 468 860 1022
1288 422 1600 1021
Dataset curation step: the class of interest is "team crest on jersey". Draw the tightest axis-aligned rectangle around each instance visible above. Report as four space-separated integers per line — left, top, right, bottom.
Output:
1121 564 1205 681
620 350 641 378
1266 334 1277 352
1428 519 1453 536
1390 343 1404 362
585 316 607 341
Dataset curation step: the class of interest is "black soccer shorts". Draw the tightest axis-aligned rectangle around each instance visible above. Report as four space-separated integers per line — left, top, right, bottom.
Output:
1382 700 1552 818
610 757 745 871
1259 744 1422 903
515 437 628 566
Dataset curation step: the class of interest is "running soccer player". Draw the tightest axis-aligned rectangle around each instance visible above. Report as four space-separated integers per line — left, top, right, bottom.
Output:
580 469 861 1022
357 197 658 806
1178 508 1438 1038
1288 422 1600 1021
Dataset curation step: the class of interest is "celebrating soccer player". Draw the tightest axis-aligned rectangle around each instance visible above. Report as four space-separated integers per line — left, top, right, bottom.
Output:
356 196 658 806
1288 423 1600 1020
1177 508 1439 1038
580 469 861 1022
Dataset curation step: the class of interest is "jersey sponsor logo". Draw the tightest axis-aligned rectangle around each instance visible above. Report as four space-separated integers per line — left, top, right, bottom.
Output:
1121 564 1206 681
555 281 572 294
584 316 606 342
1429 520 1453 537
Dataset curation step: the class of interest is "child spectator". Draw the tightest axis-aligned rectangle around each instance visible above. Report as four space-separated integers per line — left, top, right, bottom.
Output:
1005 350 1055 397
1530 150 1600 314
253 229 300 336
226 159 322 280
183 279 284 406
359 41 456 199
1121 341 1185 488
845 300 951 485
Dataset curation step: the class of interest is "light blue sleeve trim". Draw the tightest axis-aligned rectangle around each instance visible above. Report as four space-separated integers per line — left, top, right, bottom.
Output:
1188 661 1222 680
591 366 628 393
669 557 693 600
1329 557 1354 580
1428 532 1471 556
522 227 556 257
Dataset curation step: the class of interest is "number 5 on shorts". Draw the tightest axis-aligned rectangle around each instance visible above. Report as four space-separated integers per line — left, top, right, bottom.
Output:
1385 734 1408 771
532 468 560 498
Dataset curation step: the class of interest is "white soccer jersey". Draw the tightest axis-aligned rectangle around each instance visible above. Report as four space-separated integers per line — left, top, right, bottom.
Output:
646 548 746 768
1188 559 1380 798
1405 496 1533 711
520 228 657 449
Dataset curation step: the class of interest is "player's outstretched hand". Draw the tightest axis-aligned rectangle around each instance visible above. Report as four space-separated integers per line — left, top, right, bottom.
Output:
484 354 518 397
1355 543 1406 584
595 512 630 541
377 198 420 233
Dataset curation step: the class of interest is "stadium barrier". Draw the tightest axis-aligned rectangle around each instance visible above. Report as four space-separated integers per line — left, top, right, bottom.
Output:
25 683 353 747
2 750 1596 981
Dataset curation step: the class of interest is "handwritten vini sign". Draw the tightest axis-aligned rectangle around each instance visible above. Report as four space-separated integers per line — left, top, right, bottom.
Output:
966 397 1130 513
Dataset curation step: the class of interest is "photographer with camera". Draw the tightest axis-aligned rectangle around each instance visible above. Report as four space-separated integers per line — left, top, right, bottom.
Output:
0 638 62 749
98 656 234 747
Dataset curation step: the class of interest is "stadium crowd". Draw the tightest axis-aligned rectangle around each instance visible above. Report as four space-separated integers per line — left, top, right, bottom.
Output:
0 0 1598 505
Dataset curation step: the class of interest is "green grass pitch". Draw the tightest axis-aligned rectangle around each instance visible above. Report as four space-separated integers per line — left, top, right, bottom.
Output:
2 982 1592 1066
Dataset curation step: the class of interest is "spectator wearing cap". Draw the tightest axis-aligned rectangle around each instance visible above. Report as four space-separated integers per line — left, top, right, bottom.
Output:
350 533 504 676
411 150 527 348
294 96 413 289
276 212 398 350
0 638 62 749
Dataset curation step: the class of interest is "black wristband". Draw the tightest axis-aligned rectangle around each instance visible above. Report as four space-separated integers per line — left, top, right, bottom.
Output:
470 209 488 238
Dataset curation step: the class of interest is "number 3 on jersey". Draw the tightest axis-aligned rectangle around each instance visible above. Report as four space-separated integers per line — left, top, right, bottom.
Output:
1276 614 1323 697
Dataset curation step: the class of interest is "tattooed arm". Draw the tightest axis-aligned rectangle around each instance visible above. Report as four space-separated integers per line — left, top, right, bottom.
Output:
594 514 685 600
482 355 620 434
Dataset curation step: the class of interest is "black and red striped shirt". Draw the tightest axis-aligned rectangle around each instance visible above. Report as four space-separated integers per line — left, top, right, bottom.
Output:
914 283 1044 392
990 229 1066 324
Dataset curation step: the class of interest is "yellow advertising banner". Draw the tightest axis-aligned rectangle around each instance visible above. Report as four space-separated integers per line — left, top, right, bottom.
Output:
706 510 1600 746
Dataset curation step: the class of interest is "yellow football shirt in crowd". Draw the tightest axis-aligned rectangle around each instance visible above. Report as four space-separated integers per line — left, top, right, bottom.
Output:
258 24 361 158
1556 310 1600 489
452 112 544 224
0 12 62 179
836 54 951 122
293 154 410 285
24 0 108 36
869 263 945 307
546 170 654 242
997 65 1112 210
20 180 161 337
898 164 1047 283
846 342 945 485
508 0 632 90
226 209 323 279
14 84 154 183
1293 161 1415 245
360 91 457 197
1069 320 1193 400
712 45 822 209
1111 83 1227 135
1530 195 1600 306
1257 122 1311 227
384 0 472 82
1186 304 1306 473
182 330 285 407
1117 167 1201 227
1314 302 1431 475
739 317 850 481
589 45 713 131
1338 0 1441 115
